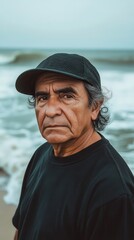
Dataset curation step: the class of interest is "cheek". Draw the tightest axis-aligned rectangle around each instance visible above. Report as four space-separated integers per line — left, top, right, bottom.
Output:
64 108 79 126
71 107 92 131
35 108 44 129
65 107 90 132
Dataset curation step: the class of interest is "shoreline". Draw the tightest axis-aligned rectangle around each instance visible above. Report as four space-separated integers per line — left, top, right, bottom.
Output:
0 190 16 240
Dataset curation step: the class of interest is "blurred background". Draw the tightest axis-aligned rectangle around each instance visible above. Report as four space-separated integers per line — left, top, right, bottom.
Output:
0 0 134 207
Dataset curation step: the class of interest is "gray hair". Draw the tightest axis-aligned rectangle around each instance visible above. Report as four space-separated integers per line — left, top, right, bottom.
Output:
84 83 110 131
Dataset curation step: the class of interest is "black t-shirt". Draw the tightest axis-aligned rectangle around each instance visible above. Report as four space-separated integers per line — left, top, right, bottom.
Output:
12 136 134 240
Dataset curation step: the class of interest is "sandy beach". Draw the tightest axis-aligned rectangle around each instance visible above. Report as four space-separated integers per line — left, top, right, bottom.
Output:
0 191 16 240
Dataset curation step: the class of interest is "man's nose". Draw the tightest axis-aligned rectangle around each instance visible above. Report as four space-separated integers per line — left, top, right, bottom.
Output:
45 97 62 118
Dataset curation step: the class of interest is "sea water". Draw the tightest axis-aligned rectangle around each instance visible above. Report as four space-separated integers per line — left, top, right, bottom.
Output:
0 48 134 205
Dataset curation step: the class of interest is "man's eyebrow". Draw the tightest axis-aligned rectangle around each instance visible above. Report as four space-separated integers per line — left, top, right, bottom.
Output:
55 87 77 94
35 87 77 97
35 91 49 97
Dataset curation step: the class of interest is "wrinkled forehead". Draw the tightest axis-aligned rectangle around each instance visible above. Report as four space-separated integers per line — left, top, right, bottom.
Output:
35 72 84 88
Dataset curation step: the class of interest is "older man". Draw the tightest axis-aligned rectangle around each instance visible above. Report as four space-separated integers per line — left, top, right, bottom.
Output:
13 53 134 240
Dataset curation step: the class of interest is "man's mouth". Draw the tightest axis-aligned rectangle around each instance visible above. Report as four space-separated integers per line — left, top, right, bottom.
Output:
45 125 67 129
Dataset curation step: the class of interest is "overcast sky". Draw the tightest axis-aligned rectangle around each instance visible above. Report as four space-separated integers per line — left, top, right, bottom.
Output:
0 0 134 49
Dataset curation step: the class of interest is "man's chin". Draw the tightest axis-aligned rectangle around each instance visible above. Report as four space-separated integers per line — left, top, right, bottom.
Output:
43 134 71 145
42 128 72 144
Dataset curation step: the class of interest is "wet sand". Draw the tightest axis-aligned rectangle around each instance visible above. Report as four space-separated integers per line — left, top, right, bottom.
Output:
0 191 16 240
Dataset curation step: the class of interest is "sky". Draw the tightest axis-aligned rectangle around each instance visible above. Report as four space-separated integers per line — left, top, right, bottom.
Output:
0 0 134 49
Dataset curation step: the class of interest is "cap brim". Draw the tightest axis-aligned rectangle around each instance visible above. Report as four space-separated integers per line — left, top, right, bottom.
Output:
15 69 47 95
15 68 90 95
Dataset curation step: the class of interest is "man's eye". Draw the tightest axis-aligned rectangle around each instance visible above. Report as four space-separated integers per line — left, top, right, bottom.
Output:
60 93 73 99
36 95 48 102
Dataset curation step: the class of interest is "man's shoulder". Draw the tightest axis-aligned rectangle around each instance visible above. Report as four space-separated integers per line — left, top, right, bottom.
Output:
86 137 134 206
35 141 51 155
26 142 51 173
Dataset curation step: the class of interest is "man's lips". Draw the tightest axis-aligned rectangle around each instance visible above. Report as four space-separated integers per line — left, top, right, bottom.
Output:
44 125 68 129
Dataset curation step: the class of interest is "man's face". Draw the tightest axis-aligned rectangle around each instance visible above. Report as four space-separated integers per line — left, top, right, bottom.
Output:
35 73 98 145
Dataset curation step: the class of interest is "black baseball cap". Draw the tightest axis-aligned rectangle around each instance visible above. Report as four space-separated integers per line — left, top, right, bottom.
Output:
15 53 101 95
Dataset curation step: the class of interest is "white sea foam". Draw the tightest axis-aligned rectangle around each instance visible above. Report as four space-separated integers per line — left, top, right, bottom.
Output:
0 53 18 65
101 71 134 111
0 128 43 204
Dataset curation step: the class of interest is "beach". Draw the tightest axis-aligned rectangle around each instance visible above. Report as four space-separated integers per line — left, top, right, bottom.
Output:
0 191 16 240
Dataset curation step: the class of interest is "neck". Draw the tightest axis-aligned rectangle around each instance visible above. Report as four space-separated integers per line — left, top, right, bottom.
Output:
52 130 101 157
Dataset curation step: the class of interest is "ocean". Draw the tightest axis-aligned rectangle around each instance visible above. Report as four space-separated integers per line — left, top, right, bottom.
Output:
0 48 134 205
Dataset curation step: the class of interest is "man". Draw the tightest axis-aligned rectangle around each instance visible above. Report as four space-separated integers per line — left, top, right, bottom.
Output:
13 53 134 240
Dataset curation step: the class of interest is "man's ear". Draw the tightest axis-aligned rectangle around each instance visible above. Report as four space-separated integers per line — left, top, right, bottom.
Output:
91 101 103 120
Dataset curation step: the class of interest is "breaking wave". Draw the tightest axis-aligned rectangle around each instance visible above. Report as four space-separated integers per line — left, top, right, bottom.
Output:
0 51 46 65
